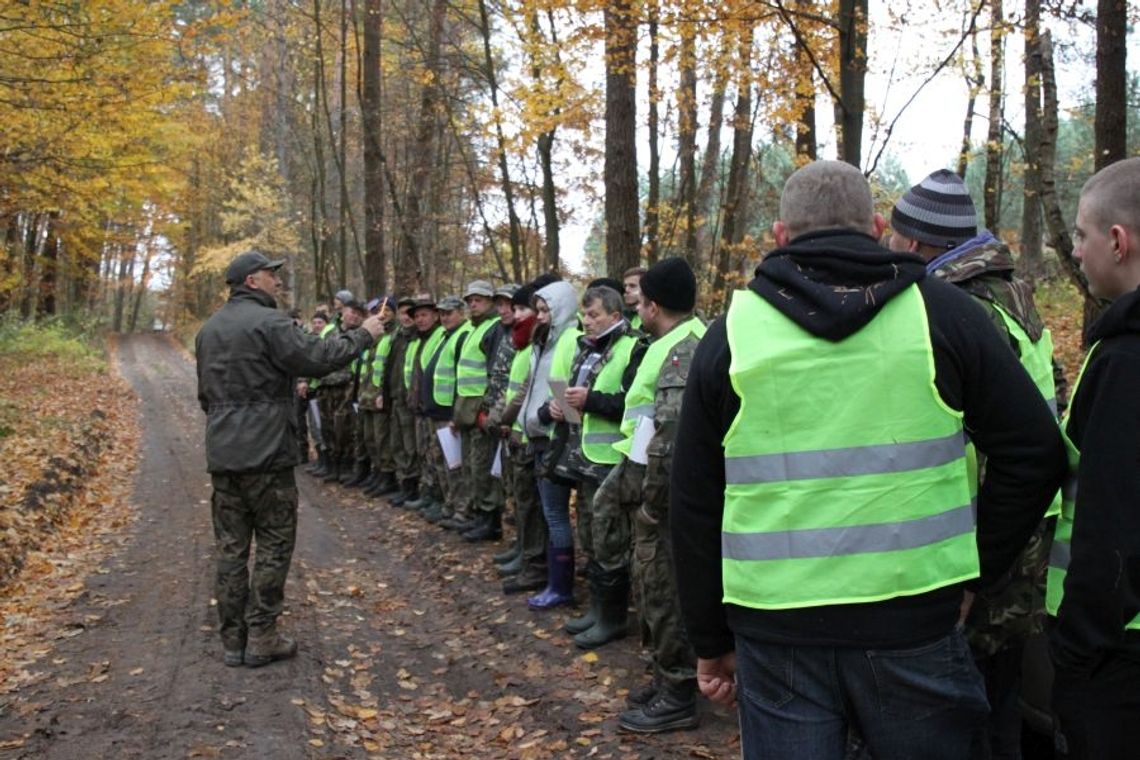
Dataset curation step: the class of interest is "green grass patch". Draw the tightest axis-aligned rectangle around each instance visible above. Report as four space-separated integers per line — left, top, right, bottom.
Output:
0 317 106 372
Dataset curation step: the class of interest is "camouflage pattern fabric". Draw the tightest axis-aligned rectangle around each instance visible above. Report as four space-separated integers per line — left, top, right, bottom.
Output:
211 469 298 649
575 478 601 564
432 421 460 514
389 328 419 483
466 427 500 514
633 332 700 687
414 416 439 499
932 240 1058 657
329 384 355 464
589 461 637 573
509 440 547 570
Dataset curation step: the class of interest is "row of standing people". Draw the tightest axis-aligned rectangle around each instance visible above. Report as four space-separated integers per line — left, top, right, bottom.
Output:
296 261 710 734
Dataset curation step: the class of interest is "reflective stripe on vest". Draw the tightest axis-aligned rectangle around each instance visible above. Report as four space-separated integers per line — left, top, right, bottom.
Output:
722 286 977 610
456 316 500 397
403 337 421 390
613 317 706 457
432 322 473 406
581 333 639 465
370 333 393 387
506 345 532 440
310 322 338 389
1045 343 1140 630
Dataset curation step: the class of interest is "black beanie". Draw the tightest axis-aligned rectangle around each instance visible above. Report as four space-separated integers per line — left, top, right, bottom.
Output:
891 169 978 249
512 283 537 308
639 257 696 313
587 276 623 295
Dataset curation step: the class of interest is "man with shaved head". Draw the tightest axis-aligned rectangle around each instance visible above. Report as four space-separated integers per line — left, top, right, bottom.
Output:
671 160 1066 758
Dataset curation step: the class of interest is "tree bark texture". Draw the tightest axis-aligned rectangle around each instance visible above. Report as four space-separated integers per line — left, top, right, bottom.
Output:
984 0 1005 232
1020 0 1044 282
603 0 640 278
1094 0 1127 171
362 0 387 296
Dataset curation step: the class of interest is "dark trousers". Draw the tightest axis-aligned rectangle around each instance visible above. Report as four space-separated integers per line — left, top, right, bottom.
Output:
736 627 988 760
1052 652 1140 759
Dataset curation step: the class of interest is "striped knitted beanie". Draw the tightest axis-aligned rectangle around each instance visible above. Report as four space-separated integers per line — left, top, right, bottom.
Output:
890 169 978 249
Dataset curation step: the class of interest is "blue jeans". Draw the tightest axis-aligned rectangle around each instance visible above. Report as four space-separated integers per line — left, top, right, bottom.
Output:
536 469 573 548
736 626 988 760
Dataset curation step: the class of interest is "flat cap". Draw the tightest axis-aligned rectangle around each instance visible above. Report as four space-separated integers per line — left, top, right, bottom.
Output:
225 250 285 285
409 296 437 313
436 295 465 311
494 283 520 299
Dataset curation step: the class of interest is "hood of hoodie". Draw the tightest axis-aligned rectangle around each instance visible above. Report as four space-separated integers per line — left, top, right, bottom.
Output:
749 229 927 342
1089 285 1140 344
535 281 579 344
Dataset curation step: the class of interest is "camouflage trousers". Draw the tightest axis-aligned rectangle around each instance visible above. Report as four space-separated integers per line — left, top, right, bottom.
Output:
211 469 298 650
584 460 637 572
392 394 417 482
458 426 501 516
325 385 355 463
510 440 547 569
316 389 335 452
360 408 395 473
632 503 696 688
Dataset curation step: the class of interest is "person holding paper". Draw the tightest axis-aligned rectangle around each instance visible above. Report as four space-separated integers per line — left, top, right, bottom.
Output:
518 280 581 610
415 296 472 525
609 257 706 733
550 285 645 648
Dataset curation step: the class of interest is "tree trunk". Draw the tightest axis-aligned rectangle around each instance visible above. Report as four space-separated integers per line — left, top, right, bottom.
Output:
362 0 386 296
337 0 349 288
604 0 640 277
1038 31 1100 339
400 0 446 293
38 214 59 317
712 29 754 311
645 0 660 265
695 42 728 263
1094 0 1127 170
677 20 698 265
478 0 524 283
128 241 154 332
20 212 41 319
533 11 560 273
835 0 867 167
1020 0 1045 281
956 25 982 178
794 18 817 162
984 0 1005 231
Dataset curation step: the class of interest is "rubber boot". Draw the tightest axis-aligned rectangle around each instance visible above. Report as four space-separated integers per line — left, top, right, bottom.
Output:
462 510 502 542
496 553 524 577
502 563 546 594
404 490 436 510
389 479 418 506
573 568 630 649
322 459 342 482
527 544 575 610
565 561 602 634
339 459 363 485
439 513 477 531
493 543 521 565
355 469 379 491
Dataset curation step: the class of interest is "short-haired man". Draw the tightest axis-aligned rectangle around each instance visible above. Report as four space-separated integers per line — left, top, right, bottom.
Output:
385 296 423 505
404 297 445 515
441 281 502 538
622 267 646 330
196 251 382 667
671 160 1066 757
325 299 369 484
1047 157 1140 759
552 285 644 646
890 169 1064 756
356 297 399 495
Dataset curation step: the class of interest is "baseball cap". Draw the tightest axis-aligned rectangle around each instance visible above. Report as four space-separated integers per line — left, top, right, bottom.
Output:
225 250 285 285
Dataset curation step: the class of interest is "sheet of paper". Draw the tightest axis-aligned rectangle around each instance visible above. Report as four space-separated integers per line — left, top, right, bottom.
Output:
547 378 582 424
628 415 655 465
490 441 503 479
437 426 463 470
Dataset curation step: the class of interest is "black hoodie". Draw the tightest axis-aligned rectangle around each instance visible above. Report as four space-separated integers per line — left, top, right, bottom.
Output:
671 230 1067 656
1049 285 1140 674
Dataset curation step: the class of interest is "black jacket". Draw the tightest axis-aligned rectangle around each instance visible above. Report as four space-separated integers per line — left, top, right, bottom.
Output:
671 230 1067 657
196 288 374 474
1050 285 1140 674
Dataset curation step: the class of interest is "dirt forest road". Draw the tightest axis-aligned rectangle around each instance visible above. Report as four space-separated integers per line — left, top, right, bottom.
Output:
0 334 738 759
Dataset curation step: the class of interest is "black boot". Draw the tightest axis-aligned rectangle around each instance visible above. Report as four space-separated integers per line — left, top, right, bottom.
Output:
322 459 342 482
573 568 630 650
309 450 331 477
439 513 477 531
502 563 547 594
357 470 380 491
389 479 418 506
344 464 371 488
462 510 502 542
339 460 363 485
370 472 400 497
496 553 523 577
493 544 521 565
617 682 699 734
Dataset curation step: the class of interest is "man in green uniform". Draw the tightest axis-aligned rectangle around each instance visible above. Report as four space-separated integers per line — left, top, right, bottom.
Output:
196 251 382 666
614 257 705 733
356 297 398 494
385 296 422 505
404 297 445 515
